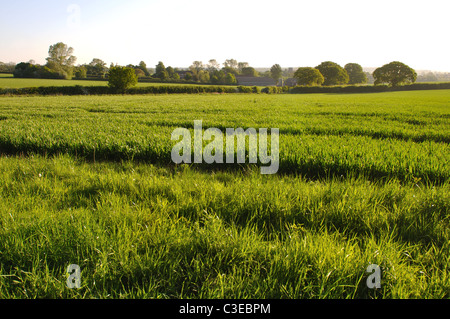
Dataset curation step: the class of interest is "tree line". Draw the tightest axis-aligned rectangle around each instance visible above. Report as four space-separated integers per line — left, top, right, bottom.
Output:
6 42 428 87
293 61 419 87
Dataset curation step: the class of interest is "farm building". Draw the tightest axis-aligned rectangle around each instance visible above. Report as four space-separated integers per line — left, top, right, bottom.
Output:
235 76 277 86
284 78 297 87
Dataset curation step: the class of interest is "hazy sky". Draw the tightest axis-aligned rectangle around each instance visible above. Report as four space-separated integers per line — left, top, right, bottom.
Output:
1 0 449 71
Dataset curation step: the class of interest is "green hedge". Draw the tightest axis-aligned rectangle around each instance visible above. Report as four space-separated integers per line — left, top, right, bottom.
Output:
261 86 289 94
290 82 450 94
126 85 238 94
0 86 108 96
237 86 253 93
0 85 238 96
2 82 449 96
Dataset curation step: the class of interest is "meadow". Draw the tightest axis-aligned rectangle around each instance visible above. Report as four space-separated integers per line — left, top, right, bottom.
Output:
0 90 448 298
0 73 218 89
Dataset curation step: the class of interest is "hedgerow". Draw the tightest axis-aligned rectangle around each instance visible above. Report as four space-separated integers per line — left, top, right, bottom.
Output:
1 82 450 96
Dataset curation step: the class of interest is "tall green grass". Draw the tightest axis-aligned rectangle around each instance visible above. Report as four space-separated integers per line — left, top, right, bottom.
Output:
0 155 448 298
0 92 448 182
0 90 448 299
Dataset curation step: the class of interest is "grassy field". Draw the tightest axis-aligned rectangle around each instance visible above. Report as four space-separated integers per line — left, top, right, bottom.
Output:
0 90 448 298
0 74 221 89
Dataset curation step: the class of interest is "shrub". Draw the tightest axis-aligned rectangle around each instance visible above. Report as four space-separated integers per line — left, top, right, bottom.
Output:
261 86 284 94
13 63 65 79
238 86 253 93
108 66 138 93
38 66 66 79
13 63 39 78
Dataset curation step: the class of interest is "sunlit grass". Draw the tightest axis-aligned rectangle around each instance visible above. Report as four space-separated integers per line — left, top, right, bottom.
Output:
0 90 448 299
0 76 233 89
0 155 448 298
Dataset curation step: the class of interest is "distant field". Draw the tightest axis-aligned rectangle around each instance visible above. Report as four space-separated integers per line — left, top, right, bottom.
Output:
0 90 448 299
0 74 217 89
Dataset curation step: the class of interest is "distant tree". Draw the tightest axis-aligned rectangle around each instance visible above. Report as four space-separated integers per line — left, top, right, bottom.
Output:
241 67 258 77
283 67 295 78
108 66 138 93
190 61 204 73
46 42 76 67
0 62 16 73
435 72 450 82
365 72 375 84
238 62 249 73
261 70 271 77
188 61 205 81
344 63 367 84
88 58 108 78
13 62 63 79
293 67 324 86
210 70 226 84
270 64 283 84
198 70 210 83
138 61 150 76
184 72 193 81
315 61 349 86
155 61 169 80
13 62 40 78
207 59 220 73
417 72 438 82
74 65 87 79
46 42 77 79
223 59 238 71
134 68 146 78
38 66 64 79
172 72 180 80
373 61 417 86
222 66 239 76
166 66 175 78
163 66 180 80
225 73 237 84
210 75 220 84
